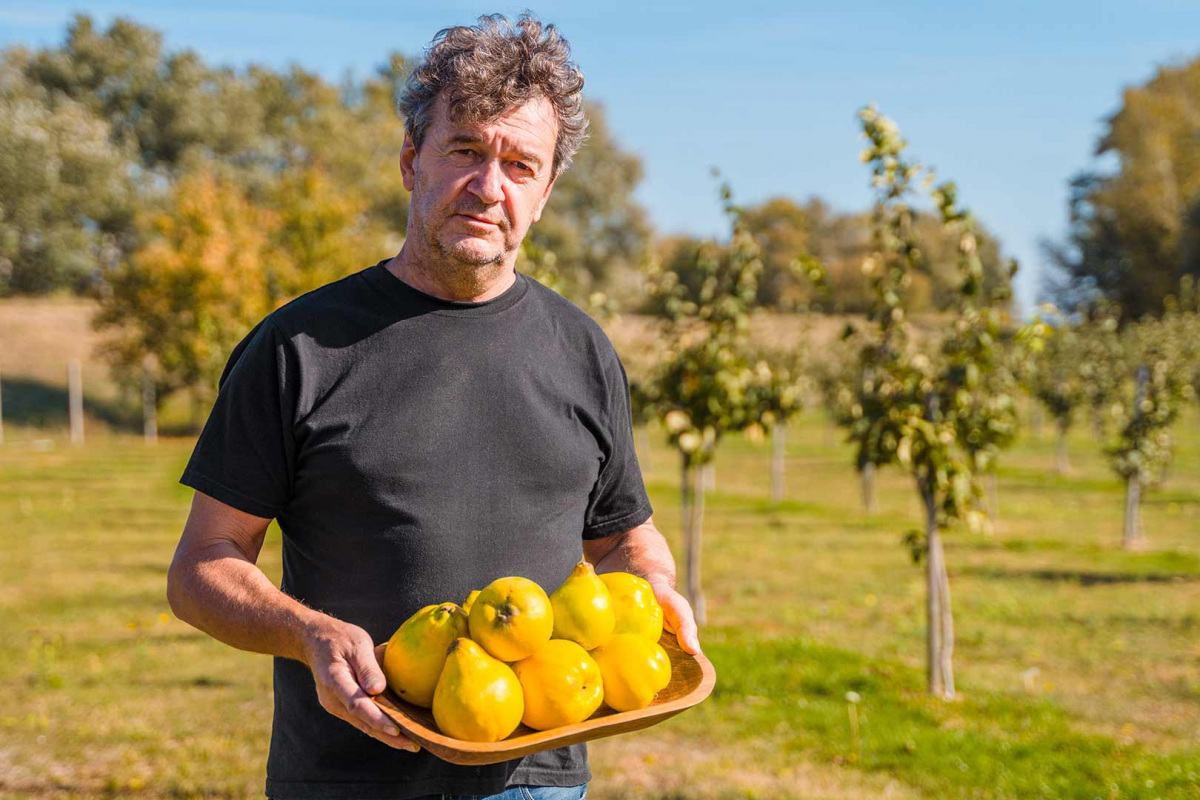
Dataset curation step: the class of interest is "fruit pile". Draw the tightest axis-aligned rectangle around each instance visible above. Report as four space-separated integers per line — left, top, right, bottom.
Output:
381 562 672 742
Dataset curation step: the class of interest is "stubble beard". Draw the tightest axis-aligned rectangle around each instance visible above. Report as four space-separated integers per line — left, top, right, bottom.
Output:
412 203 518 297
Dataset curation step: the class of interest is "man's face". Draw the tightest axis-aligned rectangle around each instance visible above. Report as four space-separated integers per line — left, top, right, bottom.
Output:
401 94 559 270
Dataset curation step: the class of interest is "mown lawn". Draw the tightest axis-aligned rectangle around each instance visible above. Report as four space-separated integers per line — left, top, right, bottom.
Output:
1 411 1198 799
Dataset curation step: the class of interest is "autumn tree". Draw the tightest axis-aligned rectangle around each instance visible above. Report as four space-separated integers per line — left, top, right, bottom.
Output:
527 102 651 302
1046 55 1200 317
93 166 284 420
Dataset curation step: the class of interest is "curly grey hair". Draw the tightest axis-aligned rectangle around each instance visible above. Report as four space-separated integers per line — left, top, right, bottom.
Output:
398 13 589 177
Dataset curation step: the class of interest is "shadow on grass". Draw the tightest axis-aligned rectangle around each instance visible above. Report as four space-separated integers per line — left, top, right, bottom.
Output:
1 375 138 430
960 566 1200 586
0 376 203 435
698 629 1200 798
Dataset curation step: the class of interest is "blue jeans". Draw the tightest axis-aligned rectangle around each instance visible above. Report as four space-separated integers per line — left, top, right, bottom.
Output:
437 785 587 800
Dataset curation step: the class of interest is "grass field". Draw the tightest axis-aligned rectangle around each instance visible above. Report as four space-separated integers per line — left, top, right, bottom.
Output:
2 299 1199 798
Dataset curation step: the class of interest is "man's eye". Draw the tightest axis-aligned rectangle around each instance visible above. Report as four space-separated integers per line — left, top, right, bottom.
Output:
512 162 532 173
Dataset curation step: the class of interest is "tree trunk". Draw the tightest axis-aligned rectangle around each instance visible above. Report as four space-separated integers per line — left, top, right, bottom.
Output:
190 390 204 432
0 365 5 446
1122 365 1149 549
703 463 715 493
1091 407 1105 440
684 455 707 625
1122 475 1142 549
923 486 955 699
985 470 999 521
1055 421 1071 474
142 359 158 445
68 359 84 445
770 421 786 502
639 427 652 468
862 462 878 514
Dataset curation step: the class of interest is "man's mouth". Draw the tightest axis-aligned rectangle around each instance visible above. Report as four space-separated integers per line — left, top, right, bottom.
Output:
455 213 500 228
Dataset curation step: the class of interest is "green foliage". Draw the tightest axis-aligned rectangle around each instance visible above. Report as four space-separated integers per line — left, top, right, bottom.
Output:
740 196 824 309
1022 301 1126 442
0 64 137 295
1106 355 1182 483
645 175 802 466
1103 284 1200 484
743 346 807 438
525 102 651 301
652 194 1008 316
839 104 1029 532
652 175 763 462
3 15 652 309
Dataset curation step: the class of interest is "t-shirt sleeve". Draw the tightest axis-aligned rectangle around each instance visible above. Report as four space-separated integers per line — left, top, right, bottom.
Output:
179 317 297 519
582 349 653 539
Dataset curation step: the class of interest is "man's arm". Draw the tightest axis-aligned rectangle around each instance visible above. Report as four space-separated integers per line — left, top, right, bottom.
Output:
582 515 702 655
166 490 419 751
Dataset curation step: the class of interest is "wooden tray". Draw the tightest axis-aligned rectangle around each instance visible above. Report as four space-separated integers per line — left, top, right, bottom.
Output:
372 631 716 765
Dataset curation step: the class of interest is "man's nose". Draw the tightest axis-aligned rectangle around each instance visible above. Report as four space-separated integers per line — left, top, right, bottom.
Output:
466 158 505 205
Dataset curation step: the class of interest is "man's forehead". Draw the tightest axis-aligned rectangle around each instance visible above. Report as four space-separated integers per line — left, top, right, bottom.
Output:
433 94 558 150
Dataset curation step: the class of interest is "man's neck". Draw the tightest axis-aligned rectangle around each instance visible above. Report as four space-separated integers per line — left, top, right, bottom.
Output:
385 245 516 303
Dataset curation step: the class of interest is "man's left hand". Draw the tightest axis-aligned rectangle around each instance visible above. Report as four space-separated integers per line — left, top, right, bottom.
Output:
649 582 702 655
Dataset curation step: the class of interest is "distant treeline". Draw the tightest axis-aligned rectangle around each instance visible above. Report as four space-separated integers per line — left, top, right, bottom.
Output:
6 14 1194 321
1043 55 1200 319
1 12 1020 316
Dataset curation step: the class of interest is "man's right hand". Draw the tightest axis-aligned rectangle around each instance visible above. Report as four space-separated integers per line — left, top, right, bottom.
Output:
301 617 422 752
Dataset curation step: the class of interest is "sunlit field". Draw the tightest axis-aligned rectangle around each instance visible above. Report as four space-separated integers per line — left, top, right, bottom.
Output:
2 392 1199 798
1 298 1197 798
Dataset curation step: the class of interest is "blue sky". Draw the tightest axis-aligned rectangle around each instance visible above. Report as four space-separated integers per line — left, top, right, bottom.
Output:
3 1 1199 314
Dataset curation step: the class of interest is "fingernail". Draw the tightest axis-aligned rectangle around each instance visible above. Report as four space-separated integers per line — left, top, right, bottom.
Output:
386 725 400 736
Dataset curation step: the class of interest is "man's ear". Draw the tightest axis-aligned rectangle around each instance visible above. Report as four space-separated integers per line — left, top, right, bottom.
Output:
531 173 558 224
400 134 418 192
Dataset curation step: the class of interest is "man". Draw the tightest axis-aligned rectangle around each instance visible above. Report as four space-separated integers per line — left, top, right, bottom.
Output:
166 12 700 800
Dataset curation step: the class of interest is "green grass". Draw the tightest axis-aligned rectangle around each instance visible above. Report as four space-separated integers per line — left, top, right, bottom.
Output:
2 411 1199 798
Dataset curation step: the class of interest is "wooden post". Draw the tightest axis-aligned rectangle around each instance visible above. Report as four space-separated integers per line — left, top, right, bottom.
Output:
862 462 878 514
1122 365 1149 549
681 452 705 625
639 427 652 469
1123 476 1141 550
985 471 999 521
142 358 158 444
770 421 786 502
68 359 84 445
922 395 954 700
1055 421 1071 475
689 459 707 626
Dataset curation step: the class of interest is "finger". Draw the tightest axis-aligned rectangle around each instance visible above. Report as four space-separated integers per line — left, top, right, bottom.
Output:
345 709 422 752
658 591 702 655
327 661 403 737
349 640 389 696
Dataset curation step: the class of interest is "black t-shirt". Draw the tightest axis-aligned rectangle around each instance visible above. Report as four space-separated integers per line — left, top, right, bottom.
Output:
180 259 653 800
